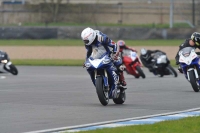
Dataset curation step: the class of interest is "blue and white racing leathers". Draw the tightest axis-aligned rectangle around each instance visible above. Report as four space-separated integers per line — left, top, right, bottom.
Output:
85 30 122 91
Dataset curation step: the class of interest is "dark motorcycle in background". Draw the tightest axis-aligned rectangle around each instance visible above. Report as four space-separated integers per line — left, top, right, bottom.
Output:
151 52 177 77
0 51 18 75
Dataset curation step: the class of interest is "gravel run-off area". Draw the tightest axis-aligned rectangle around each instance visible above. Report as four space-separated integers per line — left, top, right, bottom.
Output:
1 46 179 60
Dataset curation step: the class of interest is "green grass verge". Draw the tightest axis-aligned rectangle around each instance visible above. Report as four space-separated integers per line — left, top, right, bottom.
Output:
0 39 182 46
12 59 177 67
170 60 176 67
72 116 200 133
12 59 84 66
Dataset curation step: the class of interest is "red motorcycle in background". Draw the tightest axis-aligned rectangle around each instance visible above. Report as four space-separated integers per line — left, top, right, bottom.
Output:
121 49 145 79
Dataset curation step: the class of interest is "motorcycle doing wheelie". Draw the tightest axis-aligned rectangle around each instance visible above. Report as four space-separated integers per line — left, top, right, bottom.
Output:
85 51 126 106
179 47 200 92
151 52 177 77
0 50 18 75
121 49 145 78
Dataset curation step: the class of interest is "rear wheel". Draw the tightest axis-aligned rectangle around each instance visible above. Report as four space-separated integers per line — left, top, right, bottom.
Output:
96 76 109 106
113 86 126 104
188 70 199 92
166 65 177 77
134 75 139 78
136 66 145 78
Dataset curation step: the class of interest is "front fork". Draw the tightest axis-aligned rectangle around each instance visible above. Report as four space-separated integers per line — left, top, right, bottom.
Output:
94 69 109 90
187 67 200 85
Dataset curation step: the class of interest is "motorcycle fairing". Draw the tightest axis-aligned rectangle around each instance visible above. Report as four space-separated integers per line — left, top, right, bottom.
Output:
130 51 137 61
85 53 118 98
179 51 197 66
179 47 200 81
156 55 167 64
122 49 142 76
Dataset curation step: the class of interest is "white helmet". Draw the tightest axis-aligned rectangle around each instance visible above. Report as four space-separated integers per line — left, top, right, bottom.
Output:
140 48 147 55
81 27 96 45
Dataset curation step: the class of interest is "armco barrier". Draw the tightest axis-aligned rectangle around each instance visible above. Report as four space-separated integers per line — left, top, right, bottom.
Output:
0 27 57 39
0 26 199 40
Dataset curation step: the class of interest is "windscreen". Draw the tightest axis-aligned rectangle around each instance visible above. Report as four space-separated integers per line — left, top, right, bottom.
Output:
180 47 194 57
152 52 163 59
122 49 131 57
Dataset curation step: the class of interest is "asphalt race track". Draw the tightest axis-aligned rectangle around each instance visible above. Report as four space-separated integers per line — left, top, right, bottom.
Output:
0 66 200 133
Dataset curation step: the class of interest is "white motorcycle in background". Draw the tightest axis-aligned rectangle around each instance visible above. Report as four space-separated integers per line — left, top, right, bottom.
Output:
0 50 18 75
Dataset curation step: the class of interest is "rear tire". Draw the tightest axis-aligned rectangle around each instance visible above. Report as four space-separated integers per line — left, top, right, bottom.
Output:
166 65 177 77
188 71 199 92
113 87 126 104
96 76 109 106
136 66 145 79
134 75 139 78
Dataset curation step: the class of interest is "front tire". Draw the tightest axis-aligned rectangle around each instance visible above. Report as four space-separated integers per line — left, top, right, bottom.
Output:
96 76 109 106
136 66 145 78
10 64 18 75
166 65 177 77
188 71 199 92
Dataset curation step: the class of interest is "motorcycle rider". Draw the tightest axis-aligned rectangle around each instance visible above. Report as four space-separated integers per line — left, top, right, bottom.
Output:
117 39 138 74
81 27 126 98
140 48 166 74
117 40 137 53
175 32 200 73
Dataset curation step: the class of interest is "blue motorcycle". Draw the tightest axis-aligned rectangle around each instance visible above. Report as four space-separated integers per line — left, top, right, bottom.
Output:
85 52 126 106
179 47 200 92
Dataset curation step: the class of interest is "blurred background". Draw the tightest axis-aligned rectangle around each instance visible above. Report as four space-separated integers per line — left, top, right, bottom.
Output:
0 0 199 40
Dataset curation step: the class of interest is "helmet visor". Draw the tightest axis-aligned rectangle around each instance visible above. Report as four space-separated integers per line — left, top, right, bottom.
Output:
83 40 89 45
195 37 200 45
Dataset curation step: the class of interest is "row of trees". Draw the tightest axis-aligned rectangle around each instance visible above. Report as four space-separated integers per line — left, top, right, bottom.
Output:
43 0 63 22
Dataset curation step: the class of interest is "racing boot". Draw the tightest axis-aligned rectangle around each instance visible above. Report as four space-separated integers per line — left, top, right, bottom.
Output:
178 65 183 73
149 68 157 75
119 72 127 86
112 88 120 98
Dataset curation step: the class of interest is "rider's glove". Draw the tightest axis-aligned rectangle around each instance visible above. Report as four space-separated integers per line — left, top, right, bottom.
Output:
83 61 86 68
111 52 119 60
119 64 125 71
178 65 183 73
176 61 180 65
